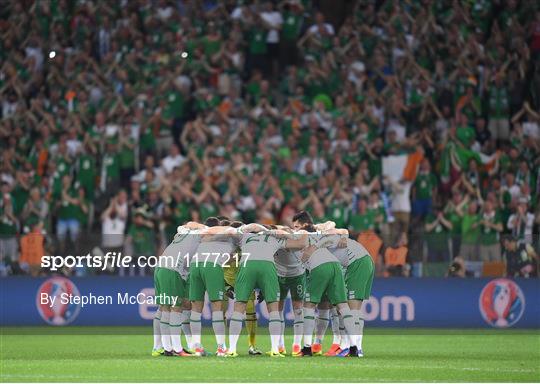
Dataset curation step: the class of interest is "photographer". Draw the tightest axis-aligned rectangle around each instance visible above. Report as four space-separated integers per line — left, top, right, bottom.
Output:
502 235 538 278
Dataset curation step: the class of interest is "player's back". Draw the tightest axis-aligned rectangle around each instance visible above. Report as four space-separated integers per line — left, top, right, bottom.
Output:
346 238 371 264
302 232 341 271
196 237 237 265
240 232 284 264
159 228 201 276
275 248 304 277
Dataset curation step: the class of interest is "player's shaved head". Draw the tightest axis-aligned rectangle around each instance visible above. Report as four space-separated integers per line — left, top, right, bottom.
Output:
230 221 243 228
204 217 220 227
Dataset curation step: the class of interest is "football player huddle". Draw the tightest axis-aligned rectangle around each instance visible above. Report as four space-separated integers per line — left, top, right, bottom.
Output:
151 210 374 358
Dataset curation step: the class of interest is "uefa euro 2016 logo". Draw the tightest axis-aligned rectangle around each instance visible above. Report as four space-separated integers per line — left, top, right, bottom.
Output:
36 276 81 325
479 278 525 328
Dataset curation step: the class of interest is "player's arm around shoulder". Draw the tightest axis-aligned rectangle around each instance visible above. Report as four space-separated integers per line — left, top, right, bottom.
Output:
314 221 336 231
274 229 308 250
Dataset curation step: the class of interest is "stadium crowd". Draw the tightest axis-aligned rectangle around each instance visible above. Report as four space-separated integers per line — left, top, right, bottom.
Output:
1 0 539 278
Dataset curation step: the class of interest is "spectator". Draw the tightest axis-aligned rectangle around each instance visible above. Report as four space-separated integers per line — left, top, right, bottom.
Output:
21 187 49 229
479 200 503 262
424 206 453 262
459 200 481 261
260 2 283 80
444 191 467 258
487 74 510 142
100 196 127 267
161 144 185 175
123 208 155 277
386 177 413 243
446 256 466 278
502 235 538 278
55 175 83 253
19 221 46 277
507 199 535 245
348 197 376 236
412 158 437 219
0 182 18 275
384 232 409 277
278 1 304 68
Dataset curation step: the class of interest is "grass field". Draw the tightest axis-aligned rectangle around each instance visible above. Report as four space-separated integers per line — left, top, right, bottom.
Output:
1 327 539 382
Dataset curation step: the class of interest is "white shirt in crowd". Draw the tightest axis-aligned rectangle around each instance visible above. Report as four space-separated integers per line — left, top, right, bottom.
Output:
161 154 186 174
260 11 283 43
298 157 328 176
308 23 335 37
101 216 126 248
507 212 535 244
390 181 412 213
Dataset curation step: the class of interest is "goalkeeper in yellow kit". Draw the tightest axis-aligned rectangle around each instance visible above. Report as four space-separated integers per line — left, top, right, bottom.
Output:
223 236 262 355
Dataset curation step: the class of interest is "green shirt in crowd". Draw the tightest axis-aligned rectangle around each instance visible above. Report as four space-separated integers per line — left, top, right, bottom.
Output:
461 213 480 245
480 211 502 245
128 224 155 255
348 210 376 233
57 188 80 221
414 172 437 200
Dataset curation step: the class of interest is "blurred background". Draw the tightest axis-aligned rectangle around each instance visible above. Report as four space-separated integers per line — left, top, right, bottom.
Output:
0 0 539 281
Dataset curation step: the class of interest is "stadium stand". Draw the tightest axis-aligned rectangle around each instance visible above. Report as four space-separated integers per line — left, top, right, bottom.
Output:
0 0 539 278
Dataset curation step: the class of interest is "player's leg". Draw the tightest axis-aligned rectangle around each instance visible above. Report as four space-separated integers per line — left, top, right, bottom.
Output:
228 262 256 356
338 313 350 353
168 275 188 356
277 276 288 354
277 298 286 354
245 296 261 354
313 300 330 355
227 301 247 356
170 305 190 356
159 304 173 355
267 300 285 357
210 300 227 355
302 264 331 356
202 265 226 355
152 268 163 356
348 300 363 355
188 265 205 355
345 256 375 357
258 261 283 357
323 306 342 356
291 298 304 356
288 274 305 356
155 267 176 355
327 262 359 357
181 298 193 352
152 308 163 356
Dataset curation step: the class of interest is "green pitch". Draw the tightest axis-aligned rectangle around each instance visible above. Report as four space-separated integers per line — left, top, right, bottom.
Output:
1 327 539 382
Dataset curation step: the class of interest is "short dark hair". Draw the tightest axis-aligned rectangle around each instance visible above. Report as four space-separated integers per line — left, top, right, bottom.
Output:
292 210 313 225
230 221 243 228
219 219 231 226
303 223 316 232
204 217 220 227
